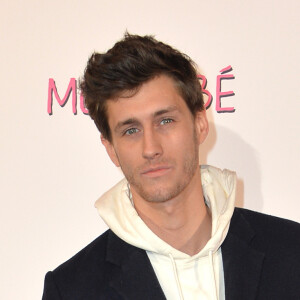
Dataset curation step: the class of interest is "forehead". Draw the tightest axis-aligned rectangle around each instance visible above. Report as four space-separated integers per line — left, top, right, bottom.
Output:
106 75 189 125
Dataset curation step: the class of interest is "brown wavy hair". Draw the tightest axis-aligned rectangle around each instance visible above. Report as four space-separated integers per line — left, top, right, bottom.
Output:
80 33 204 141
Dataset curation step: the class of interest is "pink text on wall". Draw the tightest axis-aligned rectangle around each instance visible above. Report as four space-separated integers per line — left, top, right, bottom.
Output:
47 66 235 115
198 65 235 113
47 78 88 115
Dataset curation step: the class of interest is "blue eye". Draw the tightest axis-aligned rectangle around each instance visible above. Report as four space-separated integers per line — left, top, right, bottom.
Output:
160 118 173 125
125 128 139 135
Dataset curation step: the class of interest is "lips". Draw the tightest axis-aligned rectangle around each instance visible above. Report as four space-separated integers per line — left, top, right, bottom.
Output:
141 166 171 178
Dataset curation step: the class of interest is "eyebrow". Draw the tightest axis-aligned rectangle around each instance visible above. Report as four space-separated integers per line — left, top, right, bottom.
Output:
153 105 179 117
114 118 140 133
114 105 179 133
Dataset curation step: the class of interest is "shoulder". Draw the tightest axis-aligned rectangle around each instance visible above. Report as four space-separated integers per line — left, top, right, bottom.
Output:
43 229 117 299
53 229 111 276
231 208 300 255
233 207 300 235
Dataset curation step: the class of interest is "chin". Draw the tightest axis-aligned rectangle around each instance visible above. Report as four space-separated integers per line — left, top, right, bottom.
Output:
135 183 182 203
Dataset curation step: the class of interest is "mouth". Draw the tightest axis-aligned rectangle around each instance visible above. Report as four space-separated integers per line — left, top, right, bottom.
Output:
141 166 172 178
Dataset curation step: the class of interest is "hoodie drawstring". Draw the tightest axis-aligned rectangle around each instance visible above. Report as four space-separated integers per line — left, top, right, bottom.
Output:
209 250 218 300
168 253 184 300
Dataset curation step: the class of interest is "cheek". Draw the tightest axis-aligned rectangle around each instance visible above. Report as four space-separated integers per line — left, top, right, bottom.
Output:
115 144 139 170
168 125 196 150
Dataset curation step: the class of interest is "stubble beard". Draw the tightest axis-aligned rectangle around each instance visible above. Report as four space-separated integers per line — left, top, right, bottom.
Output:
122 130 200 203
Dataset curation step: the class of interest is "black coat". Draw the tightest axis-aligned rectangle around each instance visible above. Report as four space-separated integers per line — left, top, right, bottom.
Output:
42 208 300 299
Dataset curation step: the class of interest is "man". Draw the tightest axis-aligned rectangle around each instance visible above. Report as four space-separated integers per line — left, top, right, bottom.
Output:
43 34 300 299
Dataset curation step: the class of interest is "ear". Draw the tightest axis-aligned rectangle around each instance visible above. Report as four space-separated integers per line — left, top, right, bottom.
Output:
194 110 209 145
101 135 120 167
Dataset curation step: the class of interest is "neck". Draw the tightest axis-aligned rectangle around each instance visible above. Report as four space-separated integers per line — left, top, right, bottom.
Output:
132 172 212 256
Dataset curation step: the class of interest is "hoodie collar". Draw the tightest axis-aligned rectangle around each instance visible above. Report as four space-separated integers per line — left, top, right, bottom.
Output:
95 165 236 260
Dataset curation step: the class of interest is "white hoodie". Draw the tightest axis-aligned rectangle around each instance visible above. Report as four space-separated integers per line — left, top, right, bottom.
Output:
95 165 236 300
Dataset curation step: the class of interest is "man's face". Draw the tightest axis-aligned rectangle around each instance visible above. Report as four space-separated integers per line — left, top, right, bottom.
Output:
102 75 208 204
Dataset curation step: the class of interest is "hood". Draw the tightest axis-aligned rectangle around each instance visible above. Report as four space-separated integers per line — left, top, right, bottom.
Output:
95 165 236 260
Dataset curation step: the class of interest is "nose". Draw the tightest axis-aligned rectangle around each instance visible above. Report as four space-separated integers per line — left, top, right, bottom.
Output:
142 128 163 160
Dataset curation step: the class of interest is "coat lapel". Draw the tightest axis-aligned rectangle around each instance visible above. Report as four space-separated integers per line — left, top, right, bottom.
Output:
103 210 266 300
105 230 166 300
222 209 265 300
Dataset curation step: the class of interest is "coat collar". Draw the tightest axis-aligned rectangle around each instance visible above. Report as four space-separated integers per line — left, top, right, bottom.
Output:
222 208 265 300
105 230 166 299
104 208 265 300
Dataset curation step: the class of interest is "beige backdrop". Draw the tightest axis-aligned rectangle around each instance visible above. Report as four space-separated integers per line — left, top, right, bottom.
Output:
1 1 299 299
